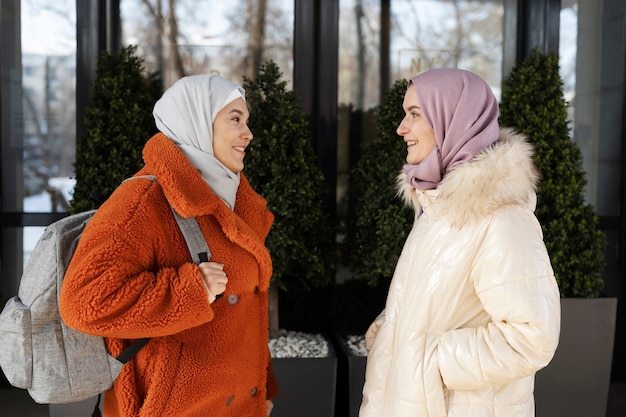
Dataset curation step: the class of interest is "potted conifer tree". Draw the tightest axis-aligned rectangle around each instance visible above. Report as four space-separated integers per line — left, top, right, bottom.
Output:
242 60 337 417
346 79 413 288
499 49 616 417
71 45 161 213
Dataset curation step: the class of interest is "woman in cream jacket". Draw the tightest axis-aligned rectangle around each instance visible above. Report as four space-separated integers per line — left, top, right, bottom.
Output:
359 69 561 417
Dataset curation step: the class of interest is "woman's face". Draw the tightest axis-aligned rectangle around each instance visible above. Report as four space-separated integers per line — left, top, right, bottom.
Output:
212 97 253 173
397 84 437 165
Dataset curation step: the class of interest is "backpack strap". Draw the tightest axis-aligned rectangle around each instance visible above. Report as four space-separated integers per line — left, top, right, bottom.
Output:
170 207 220 301
170 208 212 264
93 395 103 417
116 338 151 363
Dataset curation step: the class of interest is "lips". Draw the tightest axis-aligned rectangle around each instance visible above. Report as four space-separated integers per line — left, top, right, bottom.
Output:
233 146 247 153
406 141 418 148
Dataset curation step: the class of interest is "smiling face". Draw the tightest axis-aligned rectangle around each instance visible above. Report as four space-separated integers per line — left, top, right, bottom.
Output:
397 84 437 165
212 97 253 173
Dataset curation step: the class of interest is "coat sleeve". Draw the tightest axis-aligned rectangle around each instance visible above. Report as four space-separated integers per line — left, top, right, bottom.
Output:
365 309 386 351
437 206 561 390
59 185 214 339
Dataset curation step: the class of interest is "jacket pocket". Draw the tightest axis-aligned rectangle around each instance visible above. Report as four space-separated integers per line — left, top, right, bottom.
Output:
389 332 447 416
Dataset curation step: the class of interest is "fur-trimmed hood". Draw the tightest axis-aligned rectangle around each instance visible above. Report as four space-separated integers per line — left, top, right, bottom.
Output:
397 128 539 226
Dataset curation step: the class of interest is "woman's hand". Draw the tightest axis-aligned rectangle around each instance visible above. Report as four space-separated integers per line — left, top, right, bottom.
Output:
266 400 274 416
198 262 228 302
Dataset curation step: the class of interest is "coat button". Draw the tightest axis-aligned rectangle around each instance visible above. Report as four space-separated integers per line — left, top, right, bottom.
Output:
226 395 235 406
254 286 259 294
250 386 258 396
227 294 239 305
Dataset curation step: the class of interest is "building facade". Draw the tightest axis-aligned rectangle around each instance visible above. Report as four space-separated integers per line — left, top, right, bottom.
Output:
2 0 625 383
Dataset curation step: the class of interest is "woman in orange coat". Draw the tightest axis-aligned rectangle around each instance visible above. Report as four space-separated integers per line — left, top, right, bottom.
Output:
60 74 278 417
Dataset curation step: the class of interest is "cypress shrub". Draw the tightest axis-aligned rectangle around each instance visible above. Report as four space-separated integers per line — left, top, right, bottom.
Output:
346 79 414 287
242 61 336 294
70 45 162 212
499 49 606 298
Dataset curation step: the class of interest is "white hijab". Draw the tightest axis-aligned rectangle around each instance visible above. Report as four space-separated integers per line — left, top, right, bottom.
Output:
153 74 245 210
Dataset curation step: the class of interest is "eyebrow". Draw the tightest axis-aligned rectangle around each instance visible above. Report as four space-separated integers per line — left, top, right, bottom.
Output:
229 108 245 116
405 105 421 111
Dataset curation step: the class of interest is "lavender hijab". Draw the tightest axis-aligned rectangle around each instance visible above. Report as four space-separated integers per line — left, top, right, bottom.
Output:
402 68 500 190
153 74 245 209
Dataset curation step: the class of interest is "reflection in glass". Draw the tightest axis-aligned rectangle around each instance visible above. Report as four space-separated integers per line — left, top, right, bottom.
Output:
338 0 504 113
391 0 503 99
559 3 577 128
338 0 381 111
121 0 294 89
23 227 45 266
21 1 77 213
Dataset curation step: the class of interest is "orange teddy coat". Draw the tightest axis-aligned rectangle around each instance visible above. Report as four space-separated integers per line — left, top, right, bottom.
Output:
60 133 279 417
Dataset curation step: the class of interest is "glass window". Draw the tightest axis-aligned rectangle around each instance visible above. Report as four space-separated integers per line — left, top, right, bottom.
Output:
17 1 76 266
21 0 77 214
559 0 616 215
23 226 45 264
390 0 504 99
559 2 577 127
338 0 504 113
120 0 294 90
338 0 381 111
558 0 625 312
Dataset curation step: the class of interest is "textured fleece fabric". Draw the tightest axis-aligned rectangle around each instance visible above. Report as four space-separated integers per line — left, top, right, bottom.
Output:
59 133 278 417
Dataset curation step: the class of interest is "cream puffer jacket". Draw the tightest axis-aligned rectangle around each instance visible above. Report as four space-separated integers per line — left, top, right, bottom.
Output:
359 129 561 417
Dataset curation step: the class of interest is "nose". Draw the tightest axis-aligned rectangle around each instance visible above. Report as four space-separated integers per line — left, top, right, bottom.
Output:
397 117 408 136
243 124 253 141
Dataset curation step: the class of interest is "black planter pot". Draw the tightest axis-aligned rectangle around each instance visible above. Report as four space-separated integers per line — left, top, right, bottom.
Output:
334 333 367 417
271 337 337 417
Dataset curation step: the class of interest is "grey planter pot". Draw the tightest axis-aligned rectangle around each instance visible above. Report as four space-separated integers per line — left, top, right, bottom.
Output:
535 297 618 417
334 333 367 417
271 339 337 417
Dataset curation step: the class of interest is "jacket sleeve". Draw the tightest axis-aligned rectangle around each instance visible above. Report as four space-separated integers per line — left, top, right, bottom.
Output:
437 206 561 390
59 185 214 339
365 309 386 351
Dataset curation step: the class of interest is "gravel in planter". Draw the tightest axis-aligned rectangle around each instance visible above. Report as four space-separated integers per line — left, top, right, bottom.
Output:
344 334 368 357
269 330 330 358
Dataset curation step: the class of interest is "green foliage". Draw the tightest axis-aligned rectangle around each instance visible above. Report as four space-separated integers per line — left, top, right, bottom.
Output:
499 49 606 298
70 45 162 213
346 79 414 287
242 61 335 292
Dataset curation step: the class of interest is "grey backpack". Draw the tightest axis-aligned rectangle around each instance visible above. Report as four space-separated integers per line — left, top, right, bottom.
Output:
0 176 210 404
